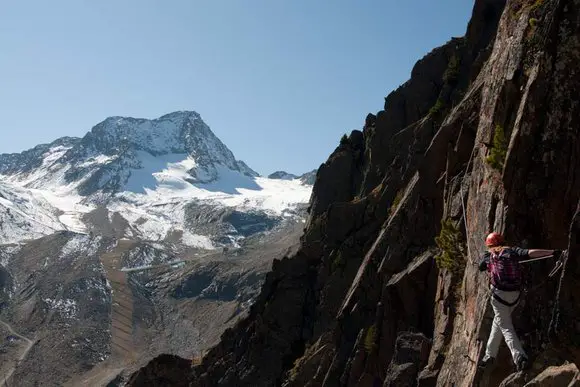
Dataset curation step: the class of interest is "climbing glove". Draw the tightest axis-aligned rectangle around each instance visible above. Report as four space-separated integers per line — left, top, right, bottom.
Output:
553 249 562 259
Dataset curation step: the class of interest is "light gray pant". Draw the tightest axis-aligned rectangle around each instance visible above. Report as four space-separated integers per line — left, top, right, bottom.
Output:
483 287 526 363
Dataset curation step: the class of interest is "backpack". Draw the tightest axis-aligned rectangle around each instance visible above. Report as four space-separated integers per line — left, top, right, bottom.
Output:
488 248 522 291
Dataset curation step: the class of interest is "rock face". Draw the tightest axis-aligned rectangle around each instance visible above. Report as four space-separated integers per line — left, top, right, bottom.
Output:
127 0 580 386
524 363 580 386
382 333 432 387
125 354 193 387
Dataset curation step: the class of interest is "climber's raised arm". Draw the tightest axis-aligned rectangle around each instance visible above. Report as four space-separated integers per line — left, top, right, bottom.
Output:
527 249 561 259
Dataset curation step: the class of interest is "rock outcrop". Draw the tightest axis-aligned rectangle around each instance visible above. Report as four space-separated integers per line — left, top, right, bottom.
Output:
127 0 580 386
522 363 580 386
125 354 193 387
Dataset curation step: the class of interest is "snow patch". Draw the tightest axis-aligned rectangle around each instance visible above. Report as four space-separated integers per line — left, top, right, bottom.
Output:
0 182 63 244
42 146 71 166
35 189 93 234
127 247 157 268
181 232 214 249
60 235 102 260
44 298 78 319
122 243 177 270
124 152 192 193
106 160 310 244
0 244 21 266
78 154 115 168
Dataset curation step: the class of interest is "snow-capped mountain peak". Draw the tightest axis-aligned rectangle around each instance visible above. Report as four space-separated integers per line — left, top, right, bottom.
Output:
0 110 313 387
0 111 313 248
0 111 257 193
79 110 256 179
86 111 200 155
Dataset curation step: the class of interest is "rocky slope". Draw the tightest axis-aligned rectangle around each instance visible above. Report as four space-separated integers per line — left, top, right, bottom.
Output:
0 216 306 386
127 0 580 386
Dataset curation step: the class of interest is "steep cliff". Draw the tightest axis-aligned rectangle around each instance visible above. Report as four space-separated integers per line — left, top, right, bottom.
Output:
127 0 580 386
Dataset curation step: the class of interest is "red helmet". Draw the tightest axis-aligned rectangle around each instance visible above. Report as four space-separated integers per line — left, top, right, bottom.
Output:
485 232 504 247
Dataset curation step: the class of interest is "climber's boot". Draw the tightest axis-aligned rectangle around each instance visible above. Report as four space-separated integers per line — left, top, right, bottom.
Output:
516 354 529 372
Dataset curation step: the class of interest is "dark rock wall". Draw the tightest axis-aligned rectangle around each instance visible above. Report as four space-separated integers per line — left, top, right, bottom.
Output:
127 0 580 386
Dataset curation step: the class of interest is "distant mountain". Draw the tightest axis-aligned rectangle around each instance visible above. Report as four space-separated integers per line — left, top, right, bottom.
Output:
299 170 317 185
267 170 317 185
0 111 311 247
0 111 257 197
0 110 313 385
268 171 298 180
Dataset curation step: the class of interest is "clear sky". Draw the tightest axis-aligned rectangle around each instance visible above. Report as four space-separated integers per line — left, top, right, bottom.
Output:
0 0 474 176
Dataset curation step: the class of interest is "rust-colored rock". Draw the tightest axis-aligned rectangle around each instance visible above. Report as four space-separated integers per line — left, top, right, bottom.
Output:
126 0 580 386
523 363 579 387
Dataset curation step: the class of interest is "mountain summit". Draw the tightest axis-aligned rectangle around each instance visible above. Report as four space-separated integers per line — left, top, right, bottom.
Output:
81 111 257 179
0 111 257 196
0 111 312 246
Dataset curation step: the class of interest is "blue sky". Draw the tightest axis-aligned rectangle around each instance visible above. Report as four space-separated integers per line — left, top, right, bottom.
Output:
0 0 473 176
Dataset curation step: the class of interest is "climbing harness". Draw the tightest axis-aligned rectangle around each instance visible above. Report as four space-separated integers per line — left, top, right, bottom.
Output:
478 252 566 303
492 291 521 307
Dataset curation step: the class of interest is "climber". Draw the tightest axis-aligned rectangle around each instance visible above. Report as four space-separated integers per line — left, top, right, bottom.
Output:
477 232 562 372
